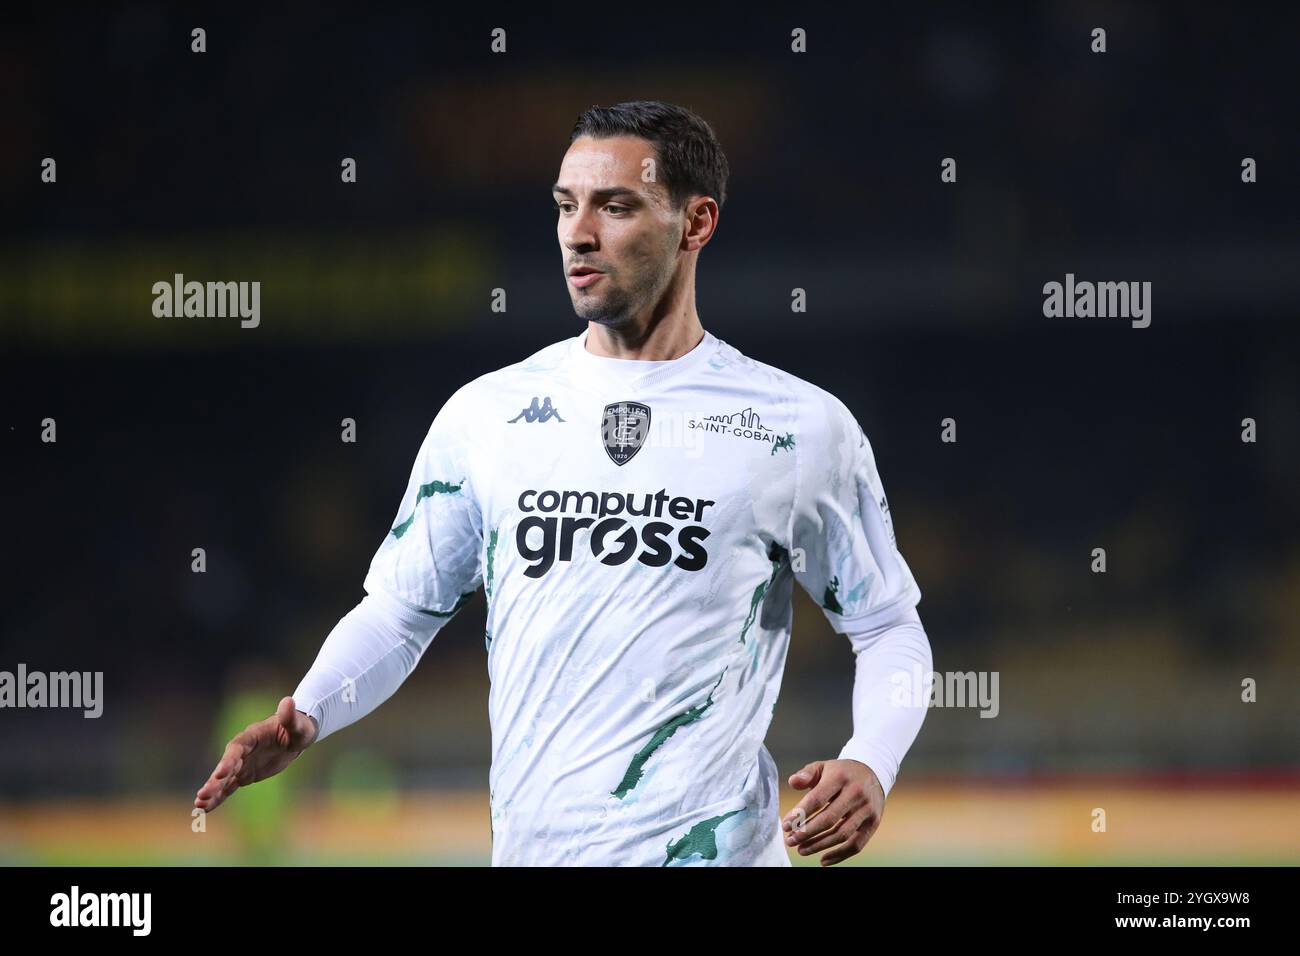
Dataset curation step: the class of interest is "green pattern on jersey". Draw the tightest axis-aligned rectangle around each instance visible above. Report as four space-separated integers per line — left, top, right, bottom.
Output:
390 478 464 539
485 527 499 599
612 669 726 800
739 541 789 644
662 807 746 865
823 575 843 614
771 433 795 455
417 590 474 618
484 526 499 650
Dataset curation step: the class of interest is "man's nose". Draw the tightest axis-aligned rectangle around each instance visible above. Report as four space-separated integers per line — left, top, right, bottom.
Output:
561 207 598 251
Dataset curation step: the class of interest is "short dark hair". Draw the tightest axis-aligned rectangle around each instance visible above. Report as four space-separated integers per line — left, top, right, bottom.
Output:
569 100 730 211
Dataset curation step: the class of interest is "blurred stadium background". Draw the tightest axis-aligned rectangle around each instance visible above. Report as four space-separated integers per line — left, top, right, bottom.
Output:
1 6 1297 865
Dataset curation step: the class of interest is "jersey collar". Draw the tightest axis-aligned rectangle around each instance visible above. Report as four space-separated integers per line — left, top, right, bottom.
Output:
569 326 719 390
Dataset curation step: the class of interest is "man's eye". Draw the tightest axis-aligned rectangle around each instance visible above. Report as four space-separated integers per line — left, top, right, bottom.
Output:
606 205 629 215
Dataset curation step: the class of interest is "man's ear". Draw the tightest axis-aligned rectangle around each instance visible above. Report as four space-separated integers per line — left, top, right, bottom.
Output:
682 196 720 251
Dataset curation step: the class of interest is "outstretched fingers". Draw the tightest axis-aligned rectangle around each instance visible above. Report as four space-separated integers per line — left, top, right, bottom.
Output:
193 731 256 810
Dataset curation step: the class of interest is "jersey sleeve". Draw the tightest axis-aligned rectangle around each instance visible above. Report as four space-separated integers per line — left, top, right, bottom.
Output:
790 390 921 633
362 385 484 617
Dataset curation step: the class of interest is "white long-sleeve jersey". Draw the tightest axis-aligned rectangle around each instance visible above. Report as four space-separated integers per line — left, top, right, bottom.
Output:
294 327 932 866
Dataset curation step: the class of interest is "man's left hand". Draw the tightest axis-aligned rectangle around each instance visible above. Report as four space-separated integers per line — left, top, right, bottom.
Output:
782 758 885 866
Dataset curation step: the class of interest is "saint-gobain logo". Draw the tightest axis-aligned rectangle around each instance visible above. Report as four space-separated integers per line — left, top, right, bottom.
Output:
602 401 650 465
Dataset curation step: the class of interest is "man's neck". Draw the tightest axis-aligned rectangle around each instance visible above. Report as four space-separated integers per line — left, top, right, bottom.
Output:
584 313 705 361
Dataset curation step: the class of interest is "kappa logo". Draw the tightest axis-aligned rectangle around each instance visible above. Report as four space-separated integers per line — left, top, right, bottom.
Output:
509 396 566 423
602 401 650 466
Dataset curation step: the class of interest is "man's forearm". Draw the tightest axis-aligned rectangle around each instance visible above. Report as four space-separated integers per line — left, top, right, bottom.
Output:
292 588 444 743
837 605 932 796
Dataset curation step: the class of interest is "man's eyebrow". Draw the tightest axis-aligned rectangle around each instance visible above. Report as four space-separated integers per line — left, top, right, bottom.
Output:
551 185 642 201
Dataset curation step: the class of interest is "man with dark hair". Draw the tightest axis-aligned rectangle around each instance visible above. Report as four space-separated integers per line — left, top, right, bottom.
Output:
568 100 731 209
197 100 932 867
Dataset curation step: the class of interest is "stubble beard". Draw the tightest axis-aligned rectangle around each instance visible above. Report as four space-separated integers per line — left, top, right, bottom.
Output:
572 251 677 331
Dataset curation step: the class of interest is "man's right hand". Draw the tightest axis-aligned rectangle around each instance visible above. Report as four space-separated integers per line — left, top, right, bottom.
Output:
194 695 319 812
